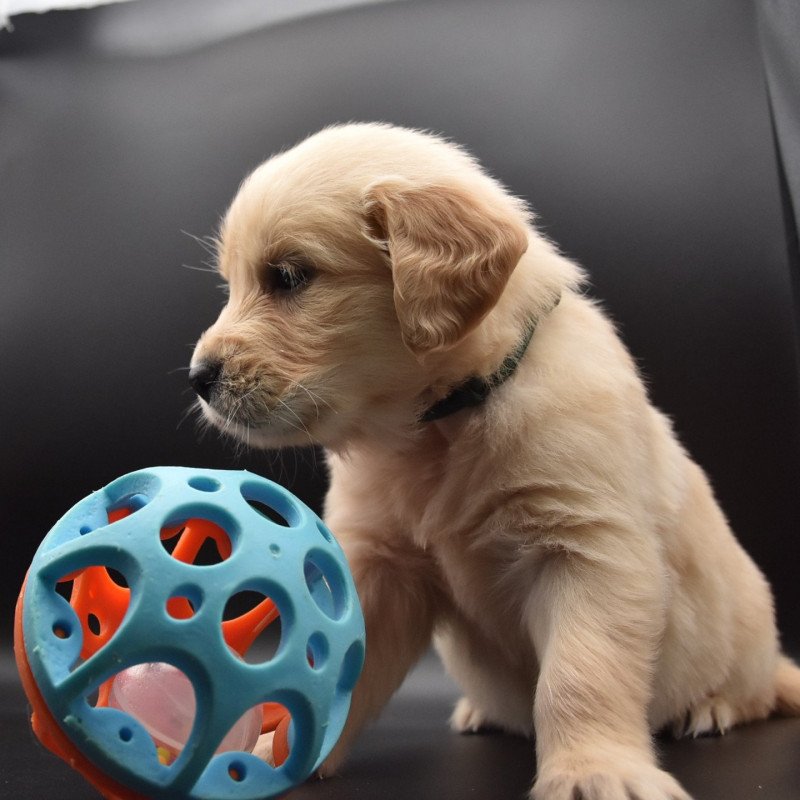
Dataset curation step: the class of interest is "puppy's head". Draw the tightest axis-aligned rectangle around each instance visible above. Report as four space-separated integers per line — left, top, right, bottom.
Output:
190 123 530 448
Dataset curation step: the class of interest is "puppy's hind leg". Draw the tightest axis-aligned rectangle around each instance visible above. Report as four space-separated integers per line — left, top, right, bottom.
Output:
774 655 800 716
673 655 800 739
672 577 793 738
673 655 784 739
435 617 534 738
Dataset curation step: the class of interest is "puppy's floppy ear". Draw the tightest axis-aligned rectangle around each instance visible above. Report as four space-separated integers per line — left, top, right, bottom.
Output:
362 176 530 354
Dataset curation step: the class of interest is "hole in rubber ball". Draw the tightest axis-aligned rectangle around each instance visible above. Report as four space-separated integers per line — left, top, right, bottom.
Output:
160 518 232 566
316 520 334 542
228 762 247 782
222 591 282 664
108 662 198 766
240 480 300 527
87 613 102 636
338 640 366 693
106 567 128 587
53 564 133 667
52 622 71 639
119 726 133 742
166 595 197 620
304 550 346 621
188 476 222 492
106 492 150 522
245 498 290 527
259 702 293 767
306 632 329 669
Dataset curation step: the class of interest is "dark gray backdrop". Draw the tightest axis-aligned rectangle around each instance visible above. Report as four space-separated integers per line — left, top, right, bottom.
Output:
1 2 800 797
2 0 798 641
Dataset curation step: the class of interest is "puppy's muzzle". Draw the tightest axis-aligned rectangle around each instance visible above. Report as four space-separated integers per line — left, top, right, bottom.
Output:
189 360 222 403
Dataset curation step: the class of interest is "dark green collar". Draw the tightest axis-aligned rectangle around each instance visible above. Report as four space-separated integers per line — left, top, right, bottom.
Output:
420 295 560 423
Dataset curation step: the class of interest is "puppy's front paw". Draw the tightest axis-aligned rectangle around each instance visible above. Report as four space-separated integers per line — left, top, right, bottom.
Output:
316 742 347 780
258 729 342 781
532 752 692 800
450 696 490 734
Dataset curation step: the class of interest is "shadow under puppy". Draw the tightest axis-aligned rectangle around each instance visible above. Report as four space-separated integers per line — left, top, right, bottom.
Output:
190 123 800 800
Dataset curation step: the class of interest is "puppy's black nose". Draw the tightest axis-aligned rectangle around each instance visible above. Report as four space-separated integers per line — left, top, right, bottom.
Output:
189 361 222 402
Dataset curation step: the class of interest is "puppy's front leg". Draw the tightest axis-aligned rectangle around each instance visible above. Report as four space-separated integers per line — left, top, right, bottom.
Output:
318 532 442 777
529 540 691 800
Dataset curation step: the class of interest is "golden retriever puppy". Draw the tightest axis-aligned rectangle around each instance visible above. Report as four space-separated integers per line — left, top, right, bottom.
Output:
189 123 800 800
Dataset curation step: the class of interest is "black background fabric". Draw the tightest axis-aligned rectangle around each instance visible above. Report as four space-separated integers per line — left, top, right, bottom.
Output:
2 1 799 798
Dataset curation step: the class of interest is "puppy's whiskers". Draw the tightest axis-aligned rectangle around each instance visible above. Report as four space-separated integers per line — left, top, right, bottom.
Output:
274 397 315 447
182 263 218 274
290 382 333 421
177 399 202 431
181 229 221 257
222 389 253 434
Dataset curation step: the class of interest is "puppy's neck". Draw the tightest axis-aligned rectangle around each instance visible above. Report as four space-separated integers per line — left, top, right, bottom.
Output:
330 240 583 457
415 239 579 428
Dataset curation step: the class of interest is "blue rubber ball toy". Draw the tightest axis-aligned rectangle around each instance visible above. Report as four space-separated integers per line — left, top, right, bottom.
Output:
15 467 365 800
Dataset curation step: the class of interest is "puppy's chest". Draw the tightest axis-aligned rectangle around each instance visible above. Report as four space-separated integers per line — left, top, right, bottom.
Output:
434 537 544 639
394 481 548 633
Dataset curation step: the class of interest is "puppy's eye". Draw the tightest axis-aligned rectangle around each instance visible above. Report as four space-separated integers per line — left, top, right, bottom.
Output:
265 261 315 295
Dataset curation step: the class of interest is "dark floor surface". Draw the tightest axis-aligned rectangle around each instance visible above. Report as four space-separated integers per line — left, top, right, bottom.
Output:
3 650 800 800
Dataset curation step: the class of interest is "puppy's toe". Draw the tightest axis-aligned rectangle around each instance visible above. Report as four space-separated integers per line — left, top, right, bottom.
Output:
625 769 694 800
450 696 490 734
675 696 735 738
532 750 693 800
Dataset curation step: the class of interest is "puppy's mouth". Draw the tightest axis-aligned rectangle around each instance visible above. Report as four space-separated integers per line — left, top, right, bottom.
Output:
199 400 309 444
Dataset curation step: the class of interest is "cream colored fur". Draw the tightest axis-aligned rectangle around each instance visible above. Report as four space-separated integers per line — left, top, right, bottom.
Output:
191 123 800 800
